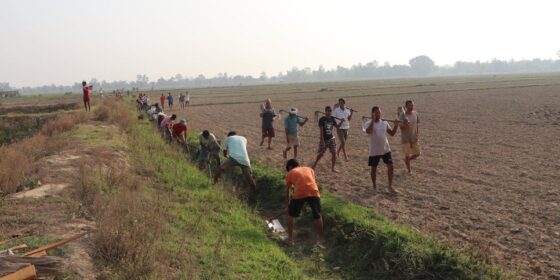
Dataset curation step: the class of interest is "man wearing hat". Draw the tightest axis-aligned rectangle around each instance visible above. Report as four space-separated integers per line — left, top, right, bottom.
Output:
282 108 308 159
172 118 188 151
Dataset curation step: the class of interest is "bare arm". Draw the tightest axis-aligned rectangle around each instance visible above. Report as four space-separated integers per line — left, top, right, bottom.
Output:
285 182 291 206
387 121 398 136
348 110 353 121
298 117 308 126
365 120 374 134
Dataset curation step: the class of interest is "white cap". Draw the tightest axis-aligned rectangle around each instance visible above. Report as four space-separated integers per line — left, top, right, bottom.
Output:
289 108 298 115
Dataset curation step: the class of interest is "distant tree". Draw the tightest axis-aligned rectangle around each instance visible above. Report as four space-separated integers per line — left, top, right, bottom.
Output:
409 55 436 75
259 71 268 81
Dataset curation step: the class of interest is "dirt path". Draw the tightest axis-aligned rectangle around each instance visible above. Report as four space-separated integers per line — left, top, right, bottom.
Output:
166 81 560 279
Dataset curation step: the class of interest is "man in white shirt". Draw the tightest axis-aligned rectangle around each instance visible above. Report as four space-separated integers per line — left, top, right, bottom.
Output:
363 106 399 194
213 131 257 196
333 98 353 161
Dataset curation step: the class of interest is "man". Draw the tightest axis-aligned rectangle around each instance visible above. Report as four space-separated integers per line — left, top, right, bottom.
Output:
333 98 353 161
160 114 177 143
172 119 188 152
282 108 308 159
285 159 324 245
364 106 399 194
213 131 257 196
179 93 185 109
81 81 91 112
167 93 174 109
259 99 278 150
160 93 166 109
185 91 190 106
311 106 344 172
400 100 421 173
198 130 221 169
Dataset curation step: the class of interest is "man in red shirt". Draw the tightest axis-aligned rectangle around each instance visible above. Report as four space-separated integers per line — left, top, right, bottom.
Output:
172 119 188 152
82 81 92 112
160 93 166 109
285 159 324 245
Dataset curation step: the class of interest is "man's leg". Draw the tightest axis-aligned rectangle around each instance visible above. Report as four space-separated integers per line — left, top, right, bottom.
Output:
312 152 324 170
241 166 257 193
314 217 325 244
370 166 378 189
293 145 298 159
287 216 295 244
267 136 272 149
283 146 291 159
387 164 398 194
330 150 338 172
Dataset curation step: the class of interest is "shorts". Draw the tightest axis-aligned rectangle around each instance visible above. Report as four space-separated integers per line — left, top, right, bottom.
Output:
83 98 90 103
318 138 336 154
219 157 252 175
168 102 173 106
262 127 275 138
402 143 421 157
286 134 300 148
368 152 393 166
336 128 348 144
198 149 220 162
289 197 321 219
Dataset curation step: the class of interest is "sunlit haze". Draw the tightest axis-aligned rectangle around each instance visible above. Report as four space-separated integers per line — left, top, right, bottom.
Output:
1 0 559 87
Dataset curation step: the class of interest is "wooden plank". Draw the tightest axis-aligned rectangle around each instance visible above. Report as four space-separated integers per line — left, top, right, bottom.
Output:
22 232 89 257
0 264 36 280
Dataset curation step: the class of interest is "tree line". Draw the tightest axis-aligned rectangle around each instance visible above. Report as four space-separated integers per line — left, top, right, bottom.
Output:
3 55 560 94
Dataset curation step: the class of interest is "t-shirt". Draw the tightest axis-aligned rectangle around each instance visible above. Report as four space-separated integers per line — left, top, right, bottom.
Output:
261 108 277 129
172 123 187 137
318 116 336 141
160 116 172 128
400 111 419 144
333 107 351 129
167 95 174 104
363 120 391 156
286 167 320 199
199 132 220 152
185 93 190 101
82 86 90 100
284 115 302 135
224 135 250 167
160 96 165 103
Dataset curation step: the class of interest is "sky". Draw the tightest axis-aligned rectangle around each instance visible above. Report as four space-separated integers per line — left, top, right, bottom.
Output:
1 0 559 87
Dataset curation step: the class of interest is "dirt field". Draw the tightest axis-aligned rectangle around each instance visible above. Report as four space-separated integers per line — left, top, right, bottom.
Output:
160 74 560 279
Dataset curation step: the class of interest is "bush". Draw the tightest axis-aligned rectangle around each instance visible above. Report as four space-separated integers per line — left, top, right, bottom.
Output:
0 146 30 195
40 115 76 136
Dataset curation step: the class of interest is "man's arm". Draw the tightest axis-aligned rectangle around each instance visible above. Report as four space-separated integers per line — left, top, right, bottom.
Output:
319 126 325 145
285 128 290 142
298 117 309 126
415 115 420 142
347 109 353 121
285 181 291 206
334 117 345 129
365 120 374 134
387 121 398 136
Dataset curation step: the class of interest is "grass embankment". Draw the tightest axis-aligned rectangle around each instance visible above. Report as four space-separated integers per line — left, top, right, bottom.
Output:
185 134 508 279
90 99 306 279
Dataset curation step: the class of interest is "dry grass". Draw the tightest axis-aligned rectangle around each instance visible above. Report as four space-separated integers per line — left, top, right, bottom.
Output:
40 114 76 136
94 98 132 131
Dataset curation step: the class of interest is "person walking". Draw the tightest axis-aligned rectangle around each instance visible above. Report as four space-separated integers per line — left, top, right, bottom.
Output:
259 99 278 150
400 100 421 173
160 93 166 109
363 106 399 194
282 108 308 159
311 106 344 172
82 81 91 112
167 93 174 109
285 159 324 245
333 98 353 161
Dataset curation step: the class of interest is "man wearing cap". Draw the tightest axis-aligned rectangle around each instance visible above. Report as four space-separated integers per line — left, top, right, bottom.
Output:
282 108 308 159
198 130 221 169
172 119 188 152
214 131 257 197
333 98 353 161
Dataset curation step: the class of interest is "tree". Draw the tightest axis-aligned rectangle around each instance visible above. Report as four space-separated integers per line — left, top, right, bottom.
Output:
409 55 436 76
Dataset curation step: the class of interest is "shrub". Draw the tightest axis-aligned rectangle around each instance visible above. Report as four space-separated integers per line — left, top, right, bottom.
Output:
0 146 30 195
40 115 75 136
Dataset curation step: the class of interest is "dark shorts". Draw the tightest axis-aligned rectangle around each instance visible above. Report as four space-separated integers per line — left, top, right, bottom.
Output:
262 127 275 137
318 138 336 154
368 152 393 166
289 197 321 219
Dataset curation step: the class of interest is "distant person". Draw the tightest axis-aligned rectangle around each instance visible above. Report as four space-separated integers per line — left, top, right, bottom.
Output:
311 106 344 172
160 93 166 109
285 159 324 245
172 119 188 152
400 100 421 173
363 106 399 194
333 98 353 161
185 91 190 106
167 92 174 109
179 93 186 109
198 130 222 170
259 99 278 150
81 81 91 112
213 131 257 198
282 108 308 159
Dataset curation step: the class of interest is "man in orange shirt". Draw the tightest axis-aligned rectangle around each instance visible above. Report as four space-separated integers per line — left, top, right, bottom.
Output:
285 159 324 245
160 93 166 109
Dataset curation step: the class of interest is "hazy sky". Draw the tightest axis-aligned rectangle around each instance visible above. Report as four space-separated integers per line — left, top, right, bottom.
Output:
1 0 559 87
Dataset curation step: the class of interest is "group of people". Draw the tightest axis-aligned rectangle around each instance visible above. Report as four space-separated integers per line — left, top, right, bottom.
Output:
142 93 419 245
159 92 190 110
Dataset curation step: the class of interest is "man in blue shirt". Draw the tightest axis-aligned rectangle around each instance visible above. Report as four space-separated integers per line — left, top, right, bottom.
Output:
282 108 308 159
167 93 174 109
